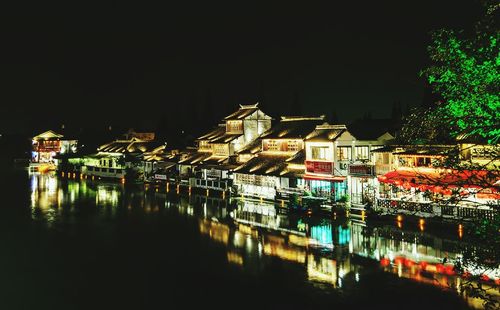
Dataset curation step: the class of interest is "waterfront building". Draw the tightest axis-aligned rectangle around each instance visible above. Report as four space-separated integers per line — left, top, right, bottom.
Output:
81 137 164 180
374 139 500 217
30 130 78 172
303 121 394 205
233 116 325 200
344 120 395 206
178 103 273 191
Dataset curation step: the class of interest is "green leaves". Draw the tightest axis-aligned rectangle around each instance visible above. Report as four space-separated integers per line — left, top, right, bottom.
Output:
421 21 500 144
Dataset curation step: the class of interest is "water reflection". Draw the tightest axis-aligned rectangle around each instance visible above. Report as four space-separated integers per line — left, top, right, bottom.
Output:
28 173 499 308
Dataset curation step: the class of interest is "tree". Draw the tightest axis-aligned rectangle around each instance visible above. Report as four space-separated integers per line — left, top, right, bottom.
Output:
420 2 500 144
396 3 500 307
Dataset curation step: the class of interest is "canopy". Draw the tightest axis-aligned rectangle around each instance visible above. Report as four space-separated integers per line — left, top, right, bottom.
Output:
378 167 499 198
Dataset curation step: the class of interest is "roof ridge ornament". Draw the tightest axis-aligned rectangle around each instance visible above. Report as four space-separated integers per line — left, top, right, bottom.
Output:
280 115 325 122
239 102 259 109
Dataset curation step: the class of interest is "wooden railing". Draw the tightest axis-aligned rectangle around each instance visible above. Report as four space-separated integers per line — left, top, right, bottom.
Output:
375 198 499 221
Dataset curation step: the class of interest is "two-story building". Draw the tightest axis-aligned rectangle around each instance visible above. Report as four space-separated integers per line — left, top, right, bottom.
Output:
303 120 395 205
303 124 348 201
178 103 273 192
30 130 78 172
233 116 325 200
82 137 164 180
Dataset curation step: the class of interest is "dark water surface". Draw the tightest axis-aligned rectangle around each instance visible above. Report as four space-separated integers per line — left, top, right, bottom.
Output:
0 166 479 309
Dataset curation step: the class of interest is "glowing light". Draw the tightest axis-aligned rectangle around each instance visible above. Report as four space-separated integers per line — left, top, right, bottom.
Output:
419 218 425 231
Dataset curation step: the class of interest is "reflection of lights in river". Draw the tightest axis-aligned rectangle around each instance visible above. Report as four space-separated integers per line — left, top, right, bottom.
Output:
310 224 333 247
227 251 243 266
307 254 337 287
96 187 119 206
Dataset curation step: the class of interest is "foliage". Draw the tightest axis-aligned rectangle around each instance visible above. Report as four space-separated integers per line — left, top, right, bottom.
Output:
419 3 500 144
397 106 457 144
337 194 350 203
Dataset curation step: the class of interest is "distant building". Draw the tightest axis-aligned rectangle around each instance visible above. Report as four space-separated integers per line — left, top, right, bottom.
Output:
123 128 155 141
81 138 164 180
30 130 78 171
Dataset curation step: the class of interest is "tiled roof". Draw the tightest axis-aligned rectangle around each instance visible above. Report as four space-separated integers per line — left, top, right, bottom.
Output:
236 138 262 155
224 103 260 120
234 153 290 176
260 116 325 140
234 151 304 177
286 149 305 165
197 126 226 141
178 152 212 165
33 130 64 140
97 138 164 153
209 133 242 144
304 124 346 141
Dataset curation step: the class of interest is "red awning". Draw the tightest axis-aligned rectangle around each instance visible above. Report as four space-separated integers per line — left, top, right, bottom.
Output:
378 168 499 192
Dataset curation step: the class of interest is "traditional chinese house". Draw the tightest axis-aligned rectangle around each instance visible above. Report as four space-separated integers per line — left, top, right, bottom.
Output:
303 124 348 201
303 121 394 205
233 116 325 200
82 137 164 180
178 103 272 191
344 119 395 206
30 130 78 172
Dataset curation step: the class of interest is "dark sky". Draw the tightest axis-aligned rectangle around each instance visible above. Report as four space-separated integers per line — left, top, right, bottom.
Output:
0 1 483 135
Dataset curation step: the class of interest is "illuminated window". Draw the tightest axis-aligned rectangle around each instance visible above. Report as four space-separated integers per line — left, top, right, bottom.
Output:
265 140 280 151
213 144 229 156
286 140 301 152
226 121 243 133
311 146 329 160
354 146 369 160
337 147 351 161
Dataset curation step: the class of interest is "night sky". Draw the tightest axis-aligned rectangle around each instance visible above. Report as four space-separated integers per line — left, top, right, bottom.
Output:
0 1 483 135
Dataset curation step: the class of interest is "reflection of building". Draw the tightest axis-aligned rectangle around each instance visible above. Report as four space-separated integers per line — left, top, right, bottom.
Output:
307 254 337 287
30 130 78 171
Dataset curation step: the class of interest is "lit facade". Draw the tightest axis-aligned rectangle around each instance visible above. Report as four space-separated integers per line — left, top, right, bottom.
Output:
233 116 325 200
31 130 78 164
181 103 273 191
304 124 394 204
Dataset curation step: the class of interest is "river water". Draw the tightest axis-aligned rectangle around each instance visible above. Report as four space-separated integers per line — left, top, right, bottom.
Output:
0 167 495 309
